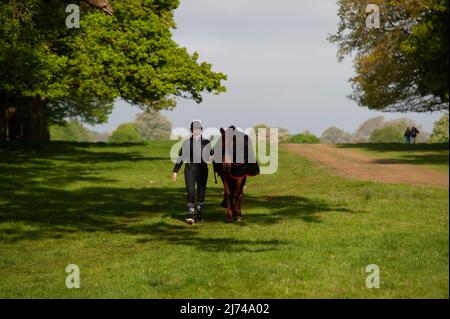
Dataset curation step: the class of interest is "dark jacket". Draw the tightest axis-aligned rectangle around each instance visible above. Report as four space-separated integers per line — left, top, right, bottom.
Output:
410 127 420 137
173 136 212 173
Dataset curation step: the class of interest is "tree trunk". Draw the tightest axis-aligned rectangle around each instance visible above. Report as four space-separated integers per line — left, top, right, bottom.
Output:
0 103 6 141
0 94 49 142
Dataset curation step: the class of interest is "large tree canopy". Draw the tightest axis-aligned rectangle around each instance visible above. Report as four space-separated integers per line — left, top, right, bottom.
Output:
0 0 227 127
329 0 449 112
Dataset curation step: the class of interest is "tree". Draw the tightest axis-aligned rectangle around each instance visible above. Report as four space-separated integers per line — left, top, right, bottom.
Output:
429 112 449 143
320 126 352 144
83 0 113 15
135 110 172 141
252 124 290 143
277 128 291 144
288 131 321 144
108 123 143 144
49 119 96 142
351 116 386 143
329 0 449 112
0 0 226 142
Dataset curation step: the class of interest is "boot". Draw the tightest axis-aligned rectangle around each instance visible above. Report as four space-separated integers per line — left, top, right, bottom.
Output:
186 206 195 225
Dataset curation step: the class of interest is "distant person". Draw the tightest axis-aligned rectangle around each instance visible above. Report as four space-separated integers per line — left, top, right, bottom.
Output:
404 128 411 144
410 126 420 144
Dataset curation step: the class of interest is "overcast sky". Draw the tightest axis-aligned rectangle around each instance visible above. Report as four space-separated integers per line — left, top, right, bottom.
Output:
86 0 445 135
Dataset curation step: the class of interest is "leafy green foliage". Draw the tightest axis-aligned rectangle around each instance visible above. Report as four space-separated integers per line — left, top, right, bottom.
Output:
0 0 227 125
429 112 449 143
288 132 320 144
370 125 404 143
49 119 96 142
108 122 143 143
329 0 448 112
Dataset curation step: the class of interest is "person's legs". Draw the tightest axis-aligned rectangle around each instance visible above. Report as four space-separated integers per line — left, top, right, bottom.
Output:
195 167 208 221
184 168 196 221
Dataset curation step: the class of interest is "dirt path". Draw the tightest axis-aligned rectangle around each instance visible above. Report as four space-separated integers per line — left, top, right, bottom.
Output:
283 144 449 188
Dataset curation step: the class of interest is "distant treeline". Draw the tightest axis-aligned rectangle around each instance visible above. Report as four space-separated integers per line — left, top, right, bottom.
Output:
50 110 172 143
52 112 449 145
260 112 449 144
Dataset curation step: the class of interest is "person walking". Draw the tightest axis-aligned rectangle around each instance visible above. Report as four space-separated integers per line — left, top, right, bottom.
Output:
404 127 411 144
172 120 212 225
410 126 420 144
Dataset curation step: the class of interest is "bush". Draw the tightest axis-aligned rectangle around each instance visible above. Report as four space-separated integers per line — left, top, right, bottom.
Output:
370 125 404 143
288 132 320 144
50 120 95 142
108 123 143 143
429 112 449 143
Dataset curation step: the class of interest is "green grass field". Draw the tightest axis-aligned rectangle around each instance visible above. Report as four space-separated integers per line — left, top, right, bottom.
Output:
0 141 448 298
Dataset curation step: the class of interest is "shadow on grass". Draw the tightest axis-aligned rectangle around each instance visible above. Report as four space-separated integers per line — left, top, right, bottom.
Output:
129 222 289 253
367 155 450 166
0 141 166 165
336 143 449 167
0 142 356 252
336 143 449 152
0 185 355 243
165 193 353 225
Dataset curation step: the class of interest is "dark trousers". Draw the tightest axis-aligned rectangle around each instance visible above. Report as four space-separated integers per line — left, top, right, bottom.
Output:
184 165 208 209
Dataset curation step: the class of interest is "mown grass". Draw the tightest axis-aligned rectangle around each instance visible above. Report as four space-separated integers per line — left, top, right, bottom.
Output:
336 143 449 171
0 141 448 298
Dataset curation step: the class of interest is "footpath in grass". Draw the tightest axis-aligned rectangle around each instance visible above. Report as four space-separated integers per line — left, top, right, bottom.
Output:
283 143 449 188
0 141 448 298
336 143 449 171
